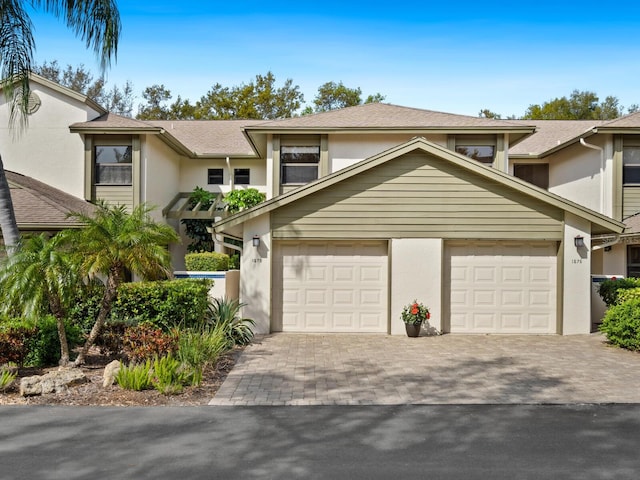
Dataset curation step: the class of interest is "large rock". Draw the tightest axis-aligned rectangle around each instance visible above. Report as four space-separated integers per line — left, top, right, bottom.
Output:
102 360 121 388
20 368 88 397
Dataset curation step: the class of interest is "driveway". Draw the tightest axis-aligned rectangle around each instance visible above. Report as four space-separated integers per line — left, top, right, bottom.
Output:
210 333 640 405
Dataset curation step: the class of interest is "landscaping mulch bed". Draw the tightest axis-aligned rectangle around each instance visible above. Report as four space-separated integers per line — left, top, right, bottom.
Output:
0 347 243 406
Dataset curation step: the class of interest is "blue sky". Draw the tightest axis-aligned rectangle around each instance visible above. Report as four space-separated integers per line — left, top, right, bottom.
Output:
26 1 640 117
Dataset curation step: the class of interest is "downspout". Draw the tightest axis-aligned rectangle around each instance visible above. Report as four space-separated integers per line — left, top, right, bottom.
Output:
579 138 604 213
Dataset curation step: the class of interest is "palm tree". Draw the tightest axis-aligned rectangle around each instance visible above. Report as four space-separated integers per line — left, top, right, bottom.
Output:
0 233 80 365
0 0 121 253
66 202 179 366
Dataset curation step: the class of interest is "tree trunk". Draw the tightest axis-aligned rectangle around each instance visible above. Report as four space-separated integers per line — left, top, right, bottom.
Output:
0 155 20 254
74 268 121 366
49 295 70 367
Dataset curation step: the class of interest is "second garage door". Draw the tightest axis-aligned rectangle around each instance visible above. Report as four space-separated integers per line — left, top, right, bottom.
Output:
274 241 388 332
445 241 558 334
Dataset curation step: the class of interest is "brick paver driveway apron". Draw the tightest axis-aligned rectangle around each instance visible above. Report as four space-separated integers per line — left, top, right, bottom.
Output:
209 333 640 405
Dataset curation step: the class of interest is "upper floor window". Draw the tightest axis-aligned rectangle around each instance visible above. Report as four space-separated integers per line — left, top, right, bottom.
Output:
623 147 640 185
513 164 549 190
281 146 320 184
95 145 132 185
208 168 224 185
234 168 250 185
455 145 495 165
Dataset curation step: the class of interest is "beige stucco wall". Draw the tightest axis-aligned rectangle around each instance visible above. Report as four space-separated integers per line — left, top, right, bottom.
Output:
178 158 267 195
328 133 448 173
599 242 626 276
548 142 603 214
0 82 101 199
240 214 271 334
562 212 592 334
390 238 443 335
142 135 181 221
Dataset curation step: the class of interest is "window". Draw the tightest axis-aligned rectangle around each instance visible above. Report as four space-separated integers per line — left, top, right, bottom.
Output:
234 168 250 185
208 168 224 185
623 147 640 185
281 146 320 184
628 245 640 277
455 145 495 165
514 164 549 189
95 145 132 185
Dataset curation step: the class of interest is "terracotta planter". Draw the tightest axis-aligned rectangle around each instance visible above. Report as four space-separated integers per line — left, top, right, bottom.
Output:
405 323 422 337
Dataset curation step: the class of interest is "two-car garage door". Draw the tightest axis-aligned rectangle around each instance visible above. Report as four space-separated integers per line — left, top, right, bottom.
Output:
273 240 557 334
274 241 388 332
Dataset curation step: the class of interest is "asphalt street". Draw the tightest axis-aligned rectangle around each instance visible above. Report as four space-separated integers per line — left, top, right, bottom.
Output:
1 405 639 479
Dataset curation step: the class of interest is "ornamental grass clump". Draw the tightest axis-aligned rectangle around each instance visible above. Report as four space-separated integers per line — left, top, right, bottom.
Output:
0 365 17 391
115 360 153 391
401 300 430 325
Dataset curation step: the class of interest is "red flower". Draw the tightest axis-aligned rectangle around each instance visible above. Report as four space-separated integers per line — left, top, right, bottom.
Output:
426 312 431 320
410 306 419 315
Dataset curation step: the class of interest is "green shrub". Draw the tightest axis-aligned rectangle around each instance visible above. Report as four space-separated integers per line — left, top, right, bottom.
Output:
112 279 211 330
151 355 193 395
115 360 153 391
229 253 240 270
95 320 135 357
0 318 38 366
25 316 82 367
598 278 640 307
123 323 178 362
224 188 265 214
600 298 640 351
0 365 17 391
617 287 640 304
67 282 106 335
177 324 229 386
207 297 255 347
185 252 229 272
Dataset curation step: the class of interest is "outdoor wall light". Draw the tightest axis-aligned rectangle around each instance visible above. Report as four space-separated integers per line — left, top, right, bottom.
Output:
574 235 585 248
252 235 260 248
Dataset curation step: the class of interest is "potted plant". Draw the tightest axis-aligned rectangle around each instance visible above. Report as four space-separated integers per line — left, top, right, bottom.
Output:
401 300 430 337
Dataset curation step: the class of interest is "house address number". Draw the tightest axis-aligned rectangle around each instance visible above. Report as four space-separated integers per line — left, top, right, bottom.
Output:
571 259 582 264
252 258 262 263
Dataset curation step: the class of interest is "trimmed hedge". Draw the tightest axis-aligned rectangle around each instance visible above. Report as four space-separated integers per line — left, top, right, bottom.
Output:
185 252 229 271
69 279 211 334
600 298 640 351
598 278 640 307
111 279 211 330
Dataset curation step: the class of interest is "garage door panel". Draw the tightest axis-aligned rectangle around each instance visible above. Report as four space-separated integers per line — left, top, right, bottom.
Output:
333 266 355 281
276 241 388 333
502 267 524 282
447 241 557 334
502 290 524 306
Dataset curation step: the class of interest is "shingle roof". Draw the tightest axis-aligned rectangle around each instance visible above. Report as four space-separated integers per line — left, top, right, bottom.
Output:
6 171 95 229
598 111 640 128
148 120 262 156
71 114 261 157
508 120 605 156
249 103 531 129
70 113 161 130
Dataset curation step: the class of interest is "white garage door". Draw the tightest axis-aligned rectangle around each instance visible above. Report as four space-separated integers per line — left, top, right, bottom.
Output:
446 241 557 334
274 241 388 332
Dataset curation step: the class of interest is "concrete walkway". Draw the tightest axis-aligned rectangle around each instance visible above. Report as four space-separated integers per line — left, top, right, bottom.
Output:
210 333 640 405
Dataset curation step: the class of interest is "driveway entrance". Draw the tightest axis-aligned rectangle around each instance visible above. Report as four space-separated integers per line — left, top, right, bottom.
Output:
210 334 640 405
